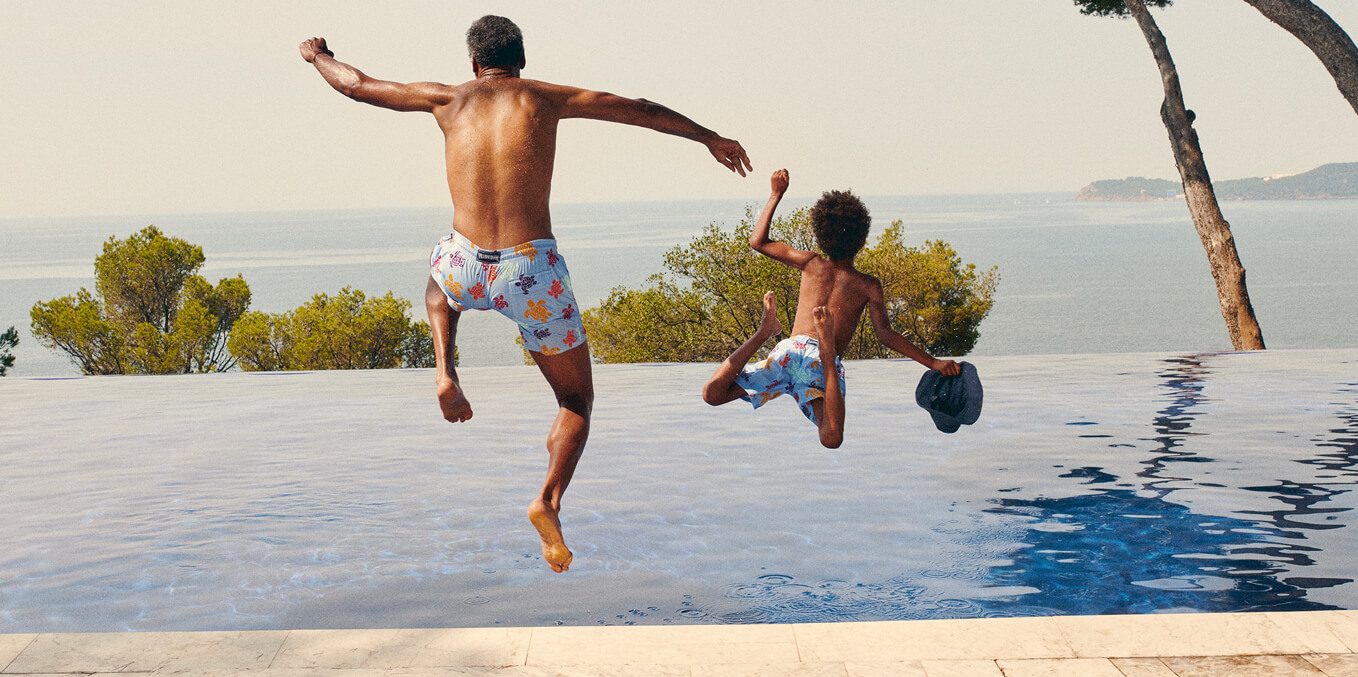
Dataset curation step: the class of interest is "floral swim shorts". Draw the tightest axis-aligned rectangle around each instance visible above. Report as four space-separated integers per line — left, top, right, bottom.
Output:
429 231 585 355
734 335 846 426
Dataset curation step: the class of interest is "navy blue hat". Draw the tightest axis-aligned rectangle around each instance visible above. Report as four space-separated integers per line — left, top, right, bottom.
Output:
915 361 983 433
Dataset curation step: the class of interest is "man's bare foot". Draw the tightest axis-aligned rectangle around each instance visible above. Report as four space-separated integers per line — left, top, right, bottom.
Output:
436 377 473 423
528 498 573 572
758 291 782 340
812 305 836 358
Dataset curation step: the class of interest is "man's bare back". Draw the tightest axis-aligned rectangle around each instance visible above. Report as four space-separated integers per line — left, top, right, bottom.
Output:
300 19 749 573
301 36 748 249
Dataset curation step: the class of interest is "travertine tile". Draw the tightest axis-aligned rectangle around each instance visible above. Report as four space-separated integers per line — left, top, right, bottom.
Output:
2 630 286 673
920 659 1004 676
845 660 930 677
1109 657 1178 676
1055 612 1315 658
406 627 532 667
995 658 1125 676
794 617 1073 662
272 629 424 669
1289 611 1358 654
1304 653 1358 677
1267 612 1358 654
273 628 531 669
0 634 36 671
526 624 799 665
692 662 849 677
163 669 390 677
1161 654 1325 676
390 666 691 677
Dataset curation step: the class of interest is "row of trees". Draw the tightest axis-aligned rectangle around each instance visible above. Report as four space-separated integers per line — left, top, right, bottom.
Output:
583 208 998 363
1078 0 1358 350
30 226 434 375
31 216 995 377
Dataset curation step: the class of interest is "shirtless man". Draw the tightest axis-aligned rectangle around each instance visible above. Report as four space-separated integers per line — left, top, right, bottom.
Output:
299 15 751 572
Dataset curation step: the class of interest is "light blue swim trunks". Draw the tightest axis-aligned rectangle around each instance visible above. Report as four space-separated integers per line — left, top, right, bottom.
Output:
733 335 846 426
429 231 585 355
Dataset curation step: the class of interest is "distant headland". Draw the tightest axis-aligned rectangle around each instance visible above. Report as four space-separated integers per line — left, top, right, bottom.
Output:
1075 162 1358 201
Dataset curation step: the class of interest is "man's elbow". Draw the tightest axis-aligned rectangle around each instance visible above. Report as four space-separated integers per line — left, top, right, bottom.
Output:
332 70 363 98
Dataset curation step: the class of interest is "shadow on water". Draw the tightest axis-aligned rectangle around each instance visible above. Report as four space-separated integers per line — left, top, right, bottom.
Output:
699 355 1358 623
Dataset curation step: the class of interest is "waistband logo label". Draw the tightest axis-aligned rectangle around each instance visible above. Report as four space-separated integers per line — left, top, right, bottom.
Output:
476 249 502 264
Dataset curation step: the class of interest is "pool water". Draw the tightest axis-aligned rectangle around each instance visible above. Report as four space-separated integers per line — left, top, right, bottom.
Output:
1 349 1356 631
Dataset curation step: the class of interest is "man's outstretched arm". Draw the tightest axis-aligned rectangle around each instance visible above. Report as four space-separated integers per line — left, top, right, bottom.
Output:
300 37 451 113
557 88 752 176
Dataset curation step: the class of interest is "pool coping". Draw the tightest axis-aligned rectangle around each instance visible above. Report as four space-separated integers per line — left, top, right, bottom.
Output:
4 610 1358 675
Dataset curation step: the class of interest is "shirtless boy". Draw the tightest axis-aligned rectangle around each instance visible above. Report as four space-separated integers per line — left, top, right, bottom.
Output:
300 16 750 572
702 169 960 448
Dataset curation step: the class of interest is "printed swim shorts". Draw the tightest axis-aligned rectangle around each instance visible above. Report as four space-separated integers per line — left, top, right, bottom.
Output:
734 335 846 426
429 231 585 355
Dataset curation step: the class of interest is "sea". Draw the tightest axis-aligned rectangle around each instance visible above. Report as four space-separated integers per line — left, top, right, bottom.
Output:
1 194 1356 376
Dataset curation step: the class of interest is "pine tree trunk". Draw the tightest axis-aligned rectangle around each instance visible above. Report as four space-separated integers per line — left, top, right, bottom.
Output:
1125 0 1266 350
1242 0 1358 116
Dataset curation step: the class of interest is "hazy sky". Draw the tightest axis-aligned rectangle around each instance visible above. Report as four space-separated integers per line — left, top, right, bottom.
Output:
2 1 1356 218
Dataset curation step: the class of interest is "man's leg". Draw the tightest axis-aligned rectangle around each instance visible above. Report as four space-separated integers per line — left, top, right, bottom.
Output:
811 306 845 449
526 340 594 573
425 276 473 422
702 291 782 406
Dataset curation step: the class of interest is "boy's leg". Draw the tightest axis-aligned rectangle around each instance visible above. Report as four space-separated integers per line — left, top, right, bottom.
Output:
425 276 472 422
702 291 782 406
526 341 595 573
811 306 845 449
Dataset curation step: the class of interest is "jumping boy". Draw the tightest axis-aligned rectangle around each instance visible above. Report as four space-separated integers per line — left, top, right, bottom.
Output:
702 169 961 448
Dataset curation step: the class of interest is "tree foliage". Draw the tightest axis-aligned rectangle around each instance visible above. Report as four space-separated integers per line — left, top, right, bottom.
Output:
1074 0 1172 17
583 208 998 363
228 287 435 371
30 226 252 374
0 326 17 376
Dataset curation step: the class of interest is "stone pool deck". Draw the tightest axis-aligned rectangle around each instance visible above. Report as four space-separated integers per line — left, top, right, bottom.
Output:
6 611 1358 676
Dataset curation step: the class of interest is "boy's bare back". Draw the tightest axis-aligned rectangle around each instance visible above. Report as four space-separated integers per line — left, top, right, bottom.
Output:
785 256 876 351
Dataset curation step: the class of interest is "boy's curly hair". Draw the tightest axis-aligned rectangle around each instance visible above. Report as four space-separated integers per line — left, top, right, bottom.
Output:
466 15 524 69
810 189 871 261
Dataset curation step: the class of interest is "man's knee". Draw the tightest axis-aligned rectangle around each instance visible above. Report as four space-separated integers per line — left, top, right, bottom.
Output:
555 389 593 419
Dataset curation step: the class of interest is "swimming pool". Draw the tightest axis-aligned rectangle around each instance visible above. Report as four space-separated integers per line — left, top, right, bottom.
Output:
1 349 1355 631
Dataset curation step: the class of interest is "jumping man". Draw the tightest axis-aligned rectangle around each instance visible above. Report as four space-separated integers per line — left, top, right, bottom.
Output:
300 15 751 572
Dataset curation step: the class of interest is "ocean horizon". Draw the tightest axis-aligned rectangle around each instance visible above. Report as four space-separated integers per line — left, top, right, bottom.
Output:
3 193 1355 377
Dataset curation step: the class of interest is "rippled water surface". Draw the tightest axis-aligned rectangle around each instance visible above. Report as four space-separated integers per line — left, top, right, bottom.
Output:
2 350 1356 631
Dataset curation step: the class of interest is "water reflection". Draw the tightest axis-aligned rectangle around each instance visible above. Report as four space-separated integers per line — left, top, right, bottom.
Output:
982 354 1354 615
699 355 1358 624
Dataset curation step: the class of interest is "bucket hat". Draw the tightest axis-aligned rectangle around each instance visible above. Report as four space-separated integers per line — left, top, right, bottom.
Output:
914 361 983 433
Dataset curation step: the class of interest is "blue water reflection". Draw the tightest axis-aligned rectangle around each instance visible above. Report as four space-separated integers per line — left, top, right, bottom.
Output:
709 354 1358 622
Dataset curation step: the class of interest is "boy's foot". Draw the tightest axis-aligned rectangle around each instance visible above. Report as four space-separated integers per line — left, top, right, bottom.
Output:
759 291 783 339
528 498 574 573
812 305 836 358
436 378 474 423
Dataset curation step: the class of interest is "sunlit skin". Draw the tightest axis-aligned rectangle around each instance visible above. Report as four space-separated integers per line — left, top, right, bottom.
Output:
702 169 960 448
300 34 750 572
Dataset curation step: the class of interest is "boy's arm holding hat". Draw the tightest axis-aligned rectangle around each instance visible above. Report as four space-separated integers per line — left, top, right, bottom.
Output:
865 282 960 375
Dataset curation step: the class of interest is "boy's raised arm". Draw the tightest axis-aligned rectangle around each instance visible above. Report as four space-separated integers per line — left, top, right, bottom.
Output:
865 282 961 375
749 169 817 269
